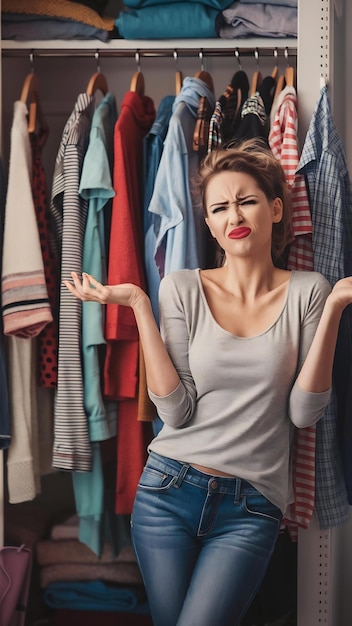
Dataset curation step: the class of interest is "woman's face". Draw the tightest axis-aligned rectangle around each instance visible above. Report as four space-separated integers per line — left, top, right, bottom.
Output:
204 170 283 259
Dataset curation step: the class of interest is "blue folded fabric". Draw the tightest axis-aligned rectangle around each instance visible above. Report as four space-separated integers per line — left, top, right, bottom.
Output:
116 3 220 39
43 580 150 613
2 14 112 41
123 0 232 8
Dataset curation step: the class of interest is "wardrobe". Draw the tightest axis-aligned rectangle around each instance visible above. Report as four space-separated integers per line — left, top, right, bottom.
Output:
1 0 351 624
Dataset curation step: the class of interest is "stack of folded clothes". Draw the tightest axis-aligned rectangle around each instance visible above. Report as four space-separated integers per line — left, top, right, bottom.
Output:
115 0 232 39
218 0 297 38
35 515 151 621
1 0 117 42
115 0 297 40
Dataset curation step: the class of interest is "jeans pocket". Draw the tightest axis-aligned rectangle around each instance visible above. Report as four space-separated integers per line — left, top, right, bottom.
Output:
137 466 177 492
242 493 282 526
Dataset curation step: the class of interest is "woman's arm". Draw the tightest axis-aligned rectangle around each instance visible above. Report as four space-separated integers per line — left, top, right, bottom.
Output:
296 277 352 393
64 272 180 397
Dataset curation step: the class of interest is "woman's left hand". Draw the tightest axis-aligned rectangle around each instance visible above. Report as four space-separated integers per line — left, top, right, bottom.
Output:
328 276 352 312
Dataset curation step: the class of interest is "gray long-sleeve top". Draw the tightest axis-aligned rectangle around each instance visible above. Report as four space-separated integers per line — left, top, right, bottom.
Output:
148 269 332 514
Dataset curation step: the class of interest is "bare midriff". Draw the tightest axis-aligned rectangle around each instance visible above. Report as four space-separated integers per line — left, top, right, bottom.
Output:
191 463 236 477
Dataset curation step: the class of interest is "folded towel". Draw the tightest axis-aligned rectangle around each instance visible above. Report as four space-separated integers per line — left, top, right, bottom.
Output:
40 561 143 588
116 3 219 39
1 0 115 31
36 539 136 565
50 515 80 541
43 579 149 613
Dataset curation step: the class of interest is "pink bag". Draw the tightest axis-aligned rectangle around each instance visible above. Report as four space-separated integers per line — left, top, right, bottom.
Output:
0 545 32 626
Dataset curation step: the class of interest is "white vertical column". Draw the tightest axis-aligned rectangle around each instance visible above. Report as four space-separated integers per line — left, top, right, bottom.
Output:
297 2 346 625
297 0 333 144
298 517 339 625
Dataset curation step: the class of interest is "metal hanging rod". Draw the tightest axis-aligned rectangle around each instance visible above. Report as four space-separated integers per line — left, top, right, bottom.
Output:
1 45 297 60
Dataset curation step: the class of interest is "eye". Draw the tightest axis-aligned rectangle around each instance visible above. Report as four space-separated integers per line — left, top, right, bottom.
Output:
210 205 227 214
239 198 257 206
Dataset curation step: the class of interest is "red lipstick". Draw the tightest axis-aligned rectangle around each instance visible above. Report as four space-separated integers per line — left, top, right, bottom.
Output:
228 227 251 239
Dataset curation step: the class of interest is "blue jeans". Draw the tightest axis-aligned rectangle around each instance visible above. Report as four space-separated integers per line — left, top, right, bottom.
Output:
131 452 282 626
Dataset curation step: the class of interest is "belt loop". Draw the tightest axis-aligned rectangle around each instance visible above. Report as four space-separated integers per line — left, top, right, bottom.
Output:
234 478 241 503
174 463 190 488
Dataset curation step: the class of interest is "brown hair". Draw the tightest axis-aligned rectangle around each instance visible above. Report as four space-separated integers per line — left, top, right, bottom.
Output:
198 138 293 261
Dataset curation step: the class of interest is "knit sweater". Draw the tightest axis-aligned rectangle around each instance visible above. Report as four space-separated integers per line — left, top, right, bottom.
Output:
149 268 332 514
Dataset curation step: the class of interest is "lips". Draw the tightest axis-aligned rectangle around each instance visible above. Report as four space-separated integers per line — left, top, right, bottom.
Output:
228 227 251 239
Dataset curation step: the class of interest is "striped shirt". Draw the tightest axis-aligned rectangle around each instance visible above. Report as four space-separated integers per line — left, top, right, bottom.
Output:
269 86 315 531
2 101 52 337
50 93 95 472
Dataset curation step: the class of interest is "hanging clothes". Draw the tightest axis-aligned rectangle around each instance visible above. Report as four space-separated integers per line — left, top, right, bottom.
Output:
144 94 175 324
31 129 59 478
0 158 11 451
269 85 315 530
208 70 249 151
72 92 118 557
193 95 214 162
233 74 276 141
104 89 155 514
2 101 52 502
80 92 118 444
147 76 215 280
50 93 95 472
269 85 313 271
31 129 59 388
297 84 352 528
1 102 52 337
143 94 175 236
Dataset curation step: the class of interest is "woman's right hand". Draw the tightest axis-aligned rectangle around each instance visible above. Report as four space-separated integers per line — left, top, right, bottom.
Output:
65 272 181 399
63 272 147 308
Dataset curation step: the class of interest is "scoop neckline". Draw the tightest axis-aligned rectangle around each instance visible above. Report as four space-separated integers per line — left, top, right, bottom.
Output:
196 268 293 340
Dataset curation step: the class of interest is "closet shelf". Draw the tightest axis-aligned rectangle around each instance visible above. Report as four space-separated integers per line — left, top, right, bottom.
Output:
1 38 297 58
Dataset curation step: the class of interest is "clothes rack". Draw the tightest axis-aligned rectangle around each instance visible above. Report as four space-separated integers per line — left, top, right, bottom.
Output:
1 45 297 60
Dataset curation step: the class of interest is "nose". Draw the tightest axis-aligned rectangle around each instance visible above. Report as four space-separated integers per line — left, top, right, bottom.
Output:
228 202 243 224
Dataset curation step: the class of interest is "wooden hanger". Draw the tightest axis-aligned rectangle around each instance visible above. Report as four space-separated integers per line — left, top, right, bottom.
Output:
284 65 295 88
86 51 109 96
194 70 214 93
273 73 286 104
130 51 145 97
130 70 145 97
283 47 295 88
86 71 108 96
20 71 47 135
250 49 262 96
21 72 39 134
273 63 295 106
271 65 279 82
271 48 279 82
175 70 183 95
250 70 262 97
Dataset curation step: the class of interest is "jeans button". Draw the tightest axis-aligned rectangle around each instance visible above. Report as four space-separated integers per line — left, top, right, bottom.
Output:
210 479 218 490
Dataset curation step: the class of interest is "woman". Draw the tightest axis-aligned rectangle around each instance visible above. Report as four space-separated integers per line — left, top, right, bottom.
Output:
64 139 352 626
